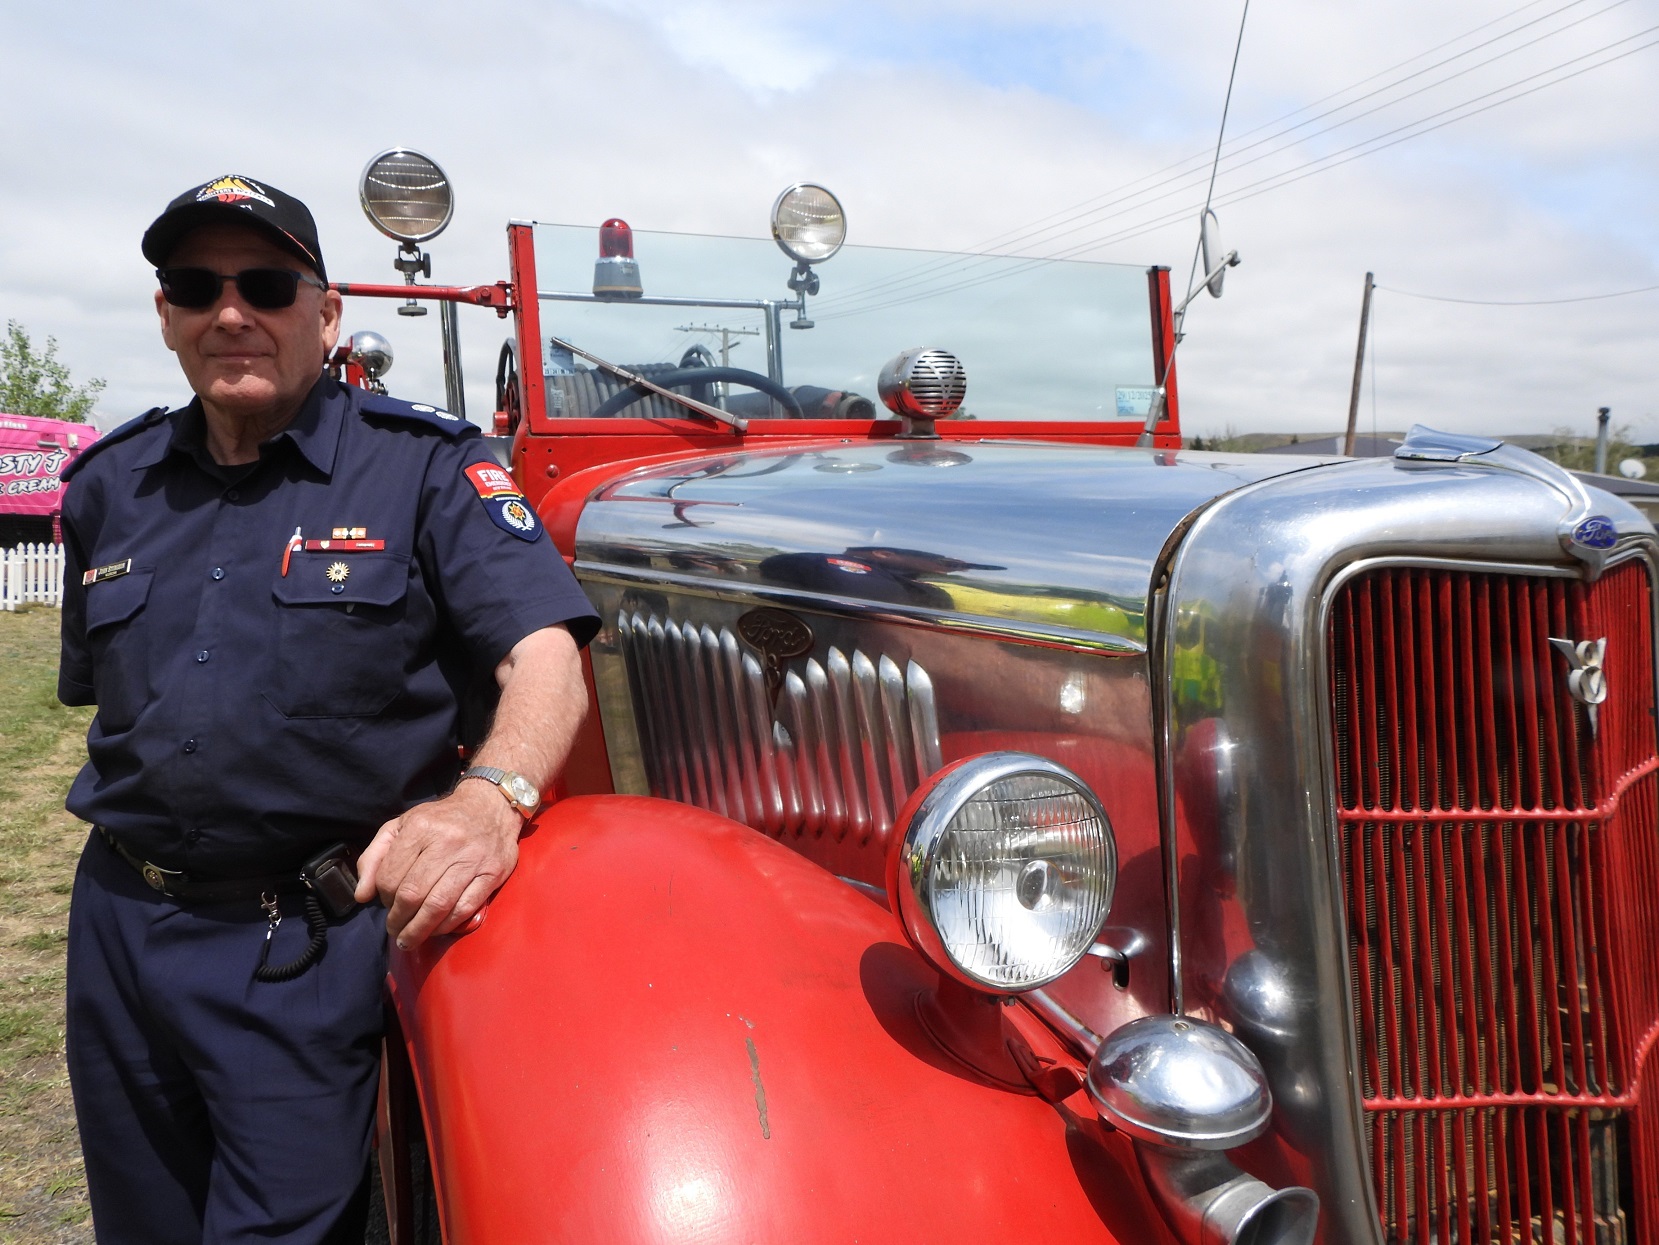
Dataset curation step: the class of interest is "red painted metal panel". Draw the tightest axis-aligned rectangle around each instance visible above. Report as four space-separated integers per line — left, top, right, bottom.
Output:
390 796 1173 1245
1330 561 1659 1245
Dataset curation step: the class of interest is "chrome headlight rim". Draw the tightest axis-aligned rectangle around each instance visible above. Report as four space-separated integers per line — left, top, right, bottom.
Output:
359 147 455 245
770 182 846 266
887 751 1117 995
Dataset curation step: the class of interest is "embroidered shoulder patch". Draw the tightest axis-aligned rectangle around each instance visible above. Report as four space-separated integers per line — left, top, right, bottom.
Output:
464 461 541 541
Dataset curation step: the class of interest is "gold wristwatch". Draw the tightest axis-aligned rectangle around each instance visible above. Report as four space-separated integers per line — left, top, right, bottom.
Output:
459 766 541 818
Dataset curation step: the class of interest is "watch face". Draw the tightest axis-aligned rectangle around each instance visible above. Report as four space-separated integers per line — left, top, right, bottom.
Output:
505 774 540 809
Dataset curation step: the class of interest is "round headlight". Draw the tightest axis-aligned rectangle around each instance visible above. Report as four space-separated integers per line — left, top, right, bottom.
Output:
360 149 454 244
888 753 1116 992
771 183 846 265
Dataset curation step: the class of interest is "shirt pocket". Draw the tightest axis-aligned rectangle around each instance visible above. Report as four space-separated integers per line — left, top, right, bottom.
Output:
85 567 155 733
265 553 415 718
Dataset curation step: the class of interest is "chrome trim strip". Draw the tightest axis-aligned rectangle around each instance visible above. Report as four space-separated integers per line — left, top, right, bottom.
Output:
906 662 942 778
577 563 1147 655
1150 580 1181 1016
851 651 888 843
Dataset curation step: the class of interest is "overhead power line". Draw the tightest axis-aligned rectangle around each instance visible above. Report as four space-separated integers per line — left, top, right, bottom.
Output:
813 0 1634 313
813 26 1659 321
1379 282 1659 305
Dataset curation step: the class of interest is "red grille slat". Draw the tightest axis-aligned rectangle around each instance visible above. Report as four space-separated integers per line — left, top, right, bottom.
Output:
1330 561 1659 1245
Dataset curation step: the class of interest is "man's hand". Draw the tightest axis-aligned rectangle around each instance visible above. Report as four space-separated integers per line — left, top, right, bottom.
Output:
353 624 585 949
355 779 522 948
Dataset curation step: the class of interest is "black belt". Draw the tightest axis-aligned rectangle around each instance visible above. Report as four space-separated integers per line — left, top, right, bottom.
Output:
97 827 303 904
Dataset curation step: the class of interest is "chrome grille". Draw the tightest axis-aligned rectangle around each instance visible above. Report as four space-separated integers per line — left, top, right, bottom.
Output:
616 611 942 862
1328 562 1659 1245
905 349 967 418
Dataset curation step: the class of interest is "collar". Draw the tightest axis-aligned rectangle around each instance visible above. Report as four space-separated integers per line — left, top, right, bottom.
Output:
135 373 343 478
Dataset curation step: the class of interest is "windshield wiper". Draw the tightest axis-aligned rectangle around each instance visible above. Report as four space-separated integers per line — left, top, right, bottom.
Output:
547 336 749 432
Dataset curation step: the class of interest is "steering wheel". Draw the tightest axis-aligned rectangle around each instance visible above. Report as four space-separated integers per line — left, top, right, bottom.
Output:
589 366 805 420
494 340 522 435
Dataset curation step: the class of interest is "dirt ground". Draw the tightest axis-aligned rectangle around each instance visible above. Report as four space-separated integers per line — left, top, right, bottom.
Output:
0 607 95 1243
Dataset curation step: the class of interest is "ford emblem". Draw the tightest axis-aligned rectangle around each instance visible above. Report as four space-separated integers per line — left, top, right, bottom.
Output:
1571 515 1617 549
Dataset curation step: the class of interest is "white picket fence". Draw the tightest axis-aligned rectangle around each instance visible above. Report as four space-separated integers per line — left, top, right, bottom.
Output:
0 542 66 610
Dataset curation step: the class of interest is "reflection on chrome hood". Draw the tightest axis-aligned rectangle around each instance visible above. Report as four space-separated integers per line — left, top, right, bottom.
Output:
573 443 1335 650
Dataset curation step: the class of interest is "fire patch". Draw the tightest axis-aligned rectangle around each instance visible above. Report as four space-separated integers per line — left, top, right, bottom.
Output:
465 462 540 541
196 176 275 208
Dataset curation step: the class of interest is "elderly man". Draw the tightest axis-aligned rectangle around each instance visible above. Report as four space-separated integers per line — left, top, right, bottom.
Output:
58 175 598 1243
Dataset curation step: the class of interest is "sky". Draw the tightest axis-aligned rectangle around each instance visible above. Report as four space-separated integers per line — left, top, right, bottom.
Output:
1 0 1655 442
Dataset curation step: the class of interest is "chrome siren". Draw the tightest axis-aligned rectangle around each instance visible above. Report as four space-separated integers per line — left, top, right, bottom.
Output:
878 348 966 438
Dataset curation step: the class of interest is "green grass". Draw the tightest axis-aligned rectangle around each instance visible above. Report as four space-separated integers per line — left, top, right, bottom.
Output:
0 607 95 1242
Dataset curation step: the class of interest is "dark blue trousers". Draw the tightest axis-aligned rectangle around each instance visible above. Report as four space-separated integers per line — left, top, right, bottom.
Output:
66 831 387 1244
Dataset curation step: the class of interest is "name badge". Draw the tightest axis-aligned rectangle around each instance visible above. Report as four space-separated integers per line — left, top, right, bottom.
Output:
83 559 132 586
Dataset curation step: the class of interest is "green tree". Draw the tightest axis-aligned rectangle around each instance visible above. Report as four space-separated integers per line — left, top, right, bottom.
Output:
0 320 105 422
1537 423 1637 474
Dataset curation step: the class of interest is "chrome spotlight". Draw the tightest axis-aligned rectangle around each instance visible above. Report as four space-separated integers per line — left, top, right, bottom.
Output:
359 149 454 317
360 149 454 244
771 184 845 329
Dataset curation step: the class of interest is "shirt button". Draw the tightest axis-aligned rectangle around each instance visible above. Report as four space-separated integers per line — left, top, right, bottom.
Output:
186 829 201 843
226 489 240 502
183 739 198 754
211 567 225 581
196 650 210 663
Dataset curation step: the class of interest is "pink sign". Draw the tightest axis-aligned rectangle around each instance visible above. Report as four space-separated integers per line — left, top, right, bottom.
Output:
0 413 101 517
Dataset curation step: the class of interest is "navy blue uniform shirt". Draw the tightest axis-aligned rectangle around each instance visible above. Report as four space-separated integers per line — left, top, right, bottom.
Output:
58 375 598 876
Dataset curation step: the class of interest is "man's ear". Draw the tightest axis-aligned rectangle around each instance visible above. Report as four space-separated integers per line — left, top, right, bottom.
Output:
318 287 343 358
155 289 179 354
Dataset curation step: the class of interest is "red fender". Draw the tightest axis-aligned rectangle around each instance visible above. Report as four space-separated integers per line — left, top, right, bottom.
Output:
388 796 1174 1244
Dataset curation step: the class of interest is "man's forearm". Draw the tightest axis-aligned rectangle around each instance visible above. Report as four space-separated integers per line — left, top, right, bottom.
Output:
468 623 588 796
354 622 589 945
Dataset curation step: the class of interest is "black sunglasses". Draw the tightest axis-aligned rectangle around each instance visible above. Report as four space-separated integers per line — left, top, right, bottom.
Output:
156 267 327 310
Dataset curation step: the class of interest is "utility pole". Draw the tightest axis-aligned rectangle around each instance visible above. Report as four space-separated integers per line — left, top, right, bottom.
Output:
1595 406 1611 475
677 323 760 368
1343 272 1375 457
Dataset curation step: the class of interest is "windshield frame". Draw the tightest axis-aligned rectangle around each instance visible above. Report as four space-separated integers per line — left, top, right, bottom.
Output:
510 222 1182 445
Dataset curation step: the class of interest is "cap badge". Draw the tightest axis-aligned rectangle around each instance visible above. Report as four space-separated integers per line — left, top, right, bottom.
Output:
196 175 275 208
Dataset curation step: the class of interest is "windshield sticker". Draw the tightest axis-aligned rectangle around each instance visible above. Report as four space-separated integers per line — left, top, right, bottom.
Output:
1115 387 1155 417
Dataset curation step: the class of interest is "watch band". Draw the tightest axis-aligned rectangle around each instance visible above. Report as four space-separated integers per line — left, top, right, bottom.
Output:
459 766 540 818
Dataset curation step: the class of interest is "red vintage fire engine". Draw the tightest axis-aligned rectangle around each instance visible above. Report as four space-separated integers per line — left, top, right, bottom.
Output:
338 149 1659 1245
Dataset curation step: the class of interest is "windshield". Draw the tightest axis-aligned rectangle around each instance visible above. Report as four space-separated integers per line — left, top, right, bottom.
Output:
531 223 1159 423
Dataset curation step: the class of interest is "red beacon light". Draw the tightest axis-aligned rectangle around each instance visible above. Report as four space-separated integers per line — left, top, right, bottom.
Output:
593 217 643 299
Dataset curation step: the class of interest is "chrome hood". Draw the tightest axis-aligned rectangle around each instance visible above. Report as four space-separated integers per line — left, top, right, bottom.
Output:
573 442 1335 651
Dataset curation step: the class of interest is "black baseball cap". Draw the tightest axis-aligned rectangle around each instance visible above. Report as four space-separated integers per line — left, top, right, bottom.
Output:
141 175 327 282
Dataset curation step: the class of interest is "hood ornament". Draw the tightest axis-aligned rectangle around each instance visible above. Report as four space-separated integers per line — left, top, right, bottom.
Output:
1549 636 1608 734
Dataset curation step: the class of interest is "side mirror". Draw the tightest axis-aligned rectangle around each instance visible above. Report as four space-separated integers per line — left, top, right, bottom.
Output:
1200 209 1227 299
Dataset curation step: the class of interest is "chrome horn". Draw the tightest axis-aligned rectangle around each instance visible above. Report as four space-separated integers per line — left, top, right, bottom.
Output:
1087 1016 1318 1245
